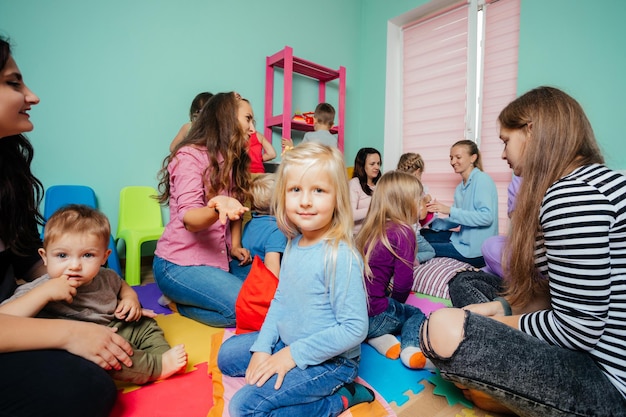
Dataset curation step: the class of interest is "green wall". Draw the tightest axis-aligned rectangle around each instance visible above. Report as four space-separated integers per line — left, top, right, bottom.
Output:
2 0 625 233
0 0 361 231
517 0 626 169
346 0 430 166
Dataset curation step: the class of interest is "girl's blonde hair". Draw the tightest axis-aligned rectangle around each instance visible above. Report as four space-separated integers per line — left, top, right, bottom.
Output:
273 142 360 297
355 171 422 279
500 86 603 307
273 142 353 244
397 152 425 174
249 173 276 215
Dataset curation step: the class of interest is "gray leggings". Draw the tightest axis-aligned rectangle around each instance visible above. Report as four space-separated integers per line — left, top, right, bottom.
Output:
421 311 626 417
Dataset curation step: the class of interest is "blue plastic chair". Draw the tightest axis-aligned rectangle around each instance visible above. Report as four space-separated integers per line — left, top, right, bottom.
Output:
41 185 123 276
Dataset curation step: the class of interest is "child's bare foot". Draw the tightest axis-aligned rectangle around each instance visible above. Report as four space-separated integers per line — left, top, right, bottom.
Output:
159 344 188 380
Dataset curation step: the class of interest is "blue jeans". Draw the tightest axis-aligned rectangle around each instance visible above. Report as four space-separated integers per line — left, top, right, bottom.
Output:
421 230 485 267
229 259 252 281
416 232 436 264
152 256 245 327
218 332 359 417
421 311 626 417
367 298 425 350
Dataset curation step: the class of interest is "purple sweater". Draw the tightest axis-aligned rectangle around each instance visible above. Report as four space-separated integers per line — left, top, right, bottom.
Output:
365 223 416 316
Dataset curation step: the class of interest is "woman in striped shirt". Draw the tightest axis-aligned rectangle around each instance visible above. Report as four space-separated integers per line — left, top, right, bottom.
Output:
420 86 626 417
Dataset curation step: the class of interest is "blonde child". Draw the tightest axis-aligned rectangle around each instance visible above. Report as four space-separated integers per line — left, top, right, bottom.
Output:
230 173 287 279
396 152 435 263
0 204 187 385
355 171 430 369
217 142 373 416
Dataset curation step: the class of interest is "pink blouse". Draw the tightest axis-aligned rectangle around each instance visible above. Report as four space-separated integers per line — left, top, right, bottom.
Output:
155 146 233 270
349 177 374 235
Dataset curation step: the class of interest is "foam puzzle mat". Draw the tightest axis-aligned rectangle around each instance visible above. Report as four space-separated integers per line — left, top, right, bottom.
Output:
111 283 511 417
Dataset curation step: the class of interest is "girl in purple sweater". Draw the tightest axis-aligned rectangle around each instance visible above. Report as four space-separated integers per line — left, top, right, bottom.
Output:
355 171 430 369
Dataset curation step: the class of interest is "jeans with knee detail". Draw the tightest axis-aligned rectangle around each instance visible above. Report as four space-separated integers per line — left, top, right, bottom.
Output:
420 310 626 417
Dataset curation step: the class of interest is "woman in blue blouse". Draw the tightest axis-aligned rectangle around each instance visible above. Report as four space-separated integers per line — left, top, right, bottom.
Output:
422 140 498 267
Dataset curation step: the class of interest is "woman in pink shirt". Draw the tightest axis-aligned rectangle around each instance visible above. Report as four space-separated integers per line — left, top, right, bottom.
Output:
349 147 381 235
153 92 255 327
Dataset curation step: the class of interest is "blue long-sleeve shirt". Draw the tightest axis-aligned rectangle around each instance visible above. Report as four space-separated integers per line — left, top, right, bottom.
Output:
430 167 499 258
250 236 368 369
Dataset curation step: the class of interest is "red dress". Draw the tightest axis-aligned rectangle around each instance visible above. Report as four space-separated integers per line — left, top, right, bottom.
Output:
248 132 265 173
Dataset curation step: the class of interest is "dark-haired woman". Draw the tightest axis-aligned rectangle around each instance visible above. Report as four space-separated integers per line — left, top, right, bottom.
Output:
349 147 381 235
0 37 133 417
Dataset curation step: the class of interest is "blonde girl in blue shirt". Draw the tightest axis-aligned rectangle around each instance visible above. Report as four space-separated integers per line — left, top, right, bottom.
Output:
218 142 373 416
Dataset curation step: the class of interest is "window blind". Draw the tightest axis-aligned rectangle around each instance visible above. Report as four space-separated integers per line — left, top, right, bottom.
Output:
401 0 520 233
402 4 470 207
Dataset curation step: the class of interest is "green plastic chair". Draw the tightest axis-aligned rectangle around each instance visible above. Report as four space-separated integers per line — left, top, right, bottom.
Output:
116 186 164 286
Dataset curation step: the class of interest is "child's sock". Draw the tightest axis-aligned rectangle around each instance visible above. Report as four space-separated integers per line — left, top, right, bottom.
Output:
337 381 375 409
367 334 400 359
157 295 178 313
158 295 171 307
400 346 432 369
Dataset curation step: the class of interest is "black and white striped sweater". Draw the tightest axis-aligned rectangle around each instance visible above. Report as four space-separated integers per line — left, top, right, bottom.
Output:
520 164 626 397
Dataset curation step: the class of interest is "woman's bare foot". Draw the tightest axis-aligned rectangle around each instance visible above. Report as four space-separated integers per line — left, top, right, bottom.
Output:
159 344 188 380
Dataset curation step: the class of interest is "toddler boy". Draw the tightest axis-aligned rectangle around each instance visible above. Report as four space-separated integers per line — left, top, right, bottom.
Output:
281 102 338 150
230 173 287 279
302 102 338 147
0 204 187 385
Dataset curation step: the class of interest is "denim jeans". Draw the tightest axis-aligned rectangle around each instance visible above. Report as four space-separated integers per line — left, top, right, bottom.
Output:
421 311 626 417
421 230 485 267
367 298 425 350
416 233 436 264
447 269 503 307
218 332 359 417
152 256 245 327
229 259 252 281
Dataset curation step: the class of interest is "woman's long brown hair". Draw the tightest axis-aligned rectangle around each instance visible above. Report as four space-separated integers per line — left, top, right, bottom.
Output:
501 86 603 307
157 92 250 204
